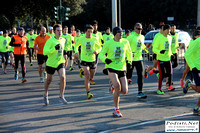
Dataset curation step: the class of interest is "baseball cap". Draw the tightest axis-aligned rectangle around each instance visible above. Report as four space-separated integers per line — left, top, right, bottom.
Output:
18 27 24 31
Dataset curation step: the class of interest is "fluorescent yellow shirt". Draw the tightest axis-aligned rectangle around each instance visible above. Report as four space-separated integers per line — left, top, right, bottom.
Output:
153 34 172 61
75 36 101 62
0 36 11 52
99 38 132 71
43 37 66 68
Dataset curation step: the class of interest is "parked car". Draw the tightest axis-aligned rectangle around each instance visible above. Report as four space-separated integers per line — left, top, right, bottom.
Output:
144 29 191 61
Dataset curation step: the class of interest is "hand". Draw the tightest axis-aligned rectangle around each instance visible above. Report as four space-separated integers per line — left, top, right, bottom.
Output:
93 51 98 55
160 50 166 54
55 44 61 50
6 46 10 49
105 58 112 64
192 67 198 73
171 54 175 60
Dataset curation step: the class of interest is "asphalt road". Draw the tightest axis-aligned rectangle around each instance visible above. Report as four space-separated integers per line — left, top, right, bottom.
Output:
0 59 199 133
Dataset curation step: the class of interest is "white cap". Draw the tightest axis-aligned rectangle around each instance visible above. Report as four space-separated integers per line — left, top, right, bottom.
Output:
0 31 3 34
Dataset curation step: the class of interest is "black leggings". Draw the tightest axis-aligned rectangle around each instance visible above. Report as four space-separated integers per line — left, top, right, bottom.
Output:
127 61 144 92
14 54 26 78
157 60 172 90
0 52 9 65
171 53 178 68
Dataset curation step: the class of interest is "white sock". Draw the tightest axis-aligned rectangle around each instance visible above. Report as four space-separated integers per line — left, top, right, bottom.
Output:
114 107 119 110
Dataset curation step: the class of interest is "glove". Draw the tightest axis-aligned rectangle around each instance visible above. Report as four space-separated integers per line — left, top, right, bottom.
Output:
171 54 175 60
160 50 166 54
105 58 112 64
55 44 61 50
192 67 198 73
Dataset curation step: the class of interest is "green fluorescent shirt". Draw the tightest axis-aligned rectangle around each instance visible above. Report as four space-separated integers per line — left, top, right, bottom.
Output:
185 37 200 70
152 34 172 61
152 32 161 48
99 38 132 71
0 36 11 52
102 34 114 42
46 33 55 38
171 33 179 54
43 37 66 68
127 32 146 61
92 31 103 45
26 34 37 48
74 36 101 62
74 36 81 44
62 34 74 51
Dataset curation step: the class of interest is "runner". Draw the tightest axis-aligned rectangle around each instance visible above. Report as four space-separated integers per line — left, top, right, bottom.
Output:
46 26 55 37
8 27 17 67
62 26 74 70
152 24 175 95
99 27 132 117
183 34 200 115
170 24 179 68
126 23 148 98
34 27 51 83
74 25 101 99
26 29 37 65
144 24 165 79
74 29 82 68
180 30 200 87
43 24 67 105
70 25 76 37
102 27 114 42
0 30 11 74
9 27 31 83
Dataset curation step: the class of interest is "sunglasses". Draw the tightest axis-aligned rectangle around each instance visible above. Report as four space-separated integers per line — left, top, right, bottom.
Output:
136 27 143 30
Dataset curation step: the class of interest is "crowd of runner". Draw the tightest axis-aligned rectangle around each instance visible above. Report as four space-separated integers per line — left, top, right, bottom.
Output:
0 20 200 117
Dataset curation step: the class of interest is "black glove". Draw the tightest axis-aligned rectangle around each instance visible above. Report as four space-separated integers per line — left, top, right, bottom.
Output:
55 44 61 50
105 58 112 64
192 67 198 73
160 50 166 54
171 54 175 60
31 39 34 41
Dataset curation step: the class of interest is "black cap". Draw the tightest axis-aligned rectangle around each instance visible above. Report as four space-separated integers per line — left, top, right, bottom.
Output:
3 29 8 34
113 27 123 36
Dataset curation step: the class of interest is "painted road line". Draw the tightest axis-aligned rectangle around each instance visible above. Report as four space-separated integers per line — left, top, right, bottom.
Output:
99 112 193 133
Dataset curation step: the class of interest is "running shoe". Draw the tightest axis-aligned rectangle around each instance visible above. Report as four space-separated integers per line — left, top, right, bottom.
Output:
89 79 95 85
44 71 47 79
193 107 200 115
43 95 49 105
87 92 94 99
168 85 175 91
3 69 6 74
109 84 115 94
137 92 147 98
149 68 156 75
180 79 184 88
113 109 123 117
59 97 68 104
22 78 27 83
128 79 132 85
144 67 148 79
79 68 84 78
14 72 19 80
40 77 44 83
157 90 164 95
183 79 192 94
69 66 74 71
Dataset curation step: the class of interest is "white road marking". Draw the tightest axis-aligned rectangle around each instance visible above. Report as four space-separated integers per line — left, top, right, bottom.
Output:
99 112 193 133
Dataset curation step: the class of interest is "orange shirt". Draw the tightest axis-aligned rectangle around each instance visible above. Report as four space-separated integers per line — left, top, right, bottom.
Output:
13 34 28 55
34 34 51 55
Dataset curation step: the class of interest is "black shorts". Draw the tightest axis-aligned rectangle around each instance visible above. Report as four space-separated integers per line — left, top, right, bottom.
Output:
153 53 157 60
107 68 126 78
66 51 73 60
37 54 48 65
46 63 65 75
81 61 96 69
192 70 200 86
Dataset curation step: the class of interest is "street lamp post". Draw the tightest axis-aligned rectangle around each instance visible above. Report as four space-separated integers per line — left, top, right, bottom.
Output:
112 0 118 29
